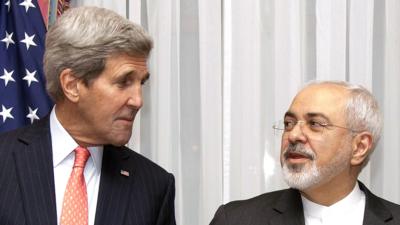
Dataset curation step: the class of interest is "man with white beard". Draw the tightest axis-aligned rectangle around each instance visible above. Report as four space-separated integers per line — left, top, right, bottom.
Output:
210 81 400 225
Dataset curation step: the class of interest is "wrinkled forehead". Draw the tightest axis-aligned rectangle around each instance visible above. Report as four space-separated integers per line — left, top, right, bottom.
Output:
287 84 350 121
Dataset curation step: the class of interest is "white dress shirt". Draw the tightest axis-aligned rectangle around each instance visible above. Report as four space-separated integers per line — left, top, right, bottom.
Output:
302 183 366 225
50 108 103 225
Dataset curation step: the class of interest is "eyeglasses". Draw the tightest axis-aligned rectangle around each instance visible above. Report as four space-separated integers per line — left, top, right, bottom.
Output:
272 119 360 134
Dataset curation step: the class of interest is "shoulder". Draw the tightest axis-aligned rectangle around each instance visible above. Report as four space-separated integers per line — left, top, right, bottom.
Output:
108 147 176 225
0 127 23 145
211 189 295 225
222 189 290 212
359 181 400 223
366 193 400 223
365 189 400 215
126 146 172 175
106 145 174 182
0 118 49 152
379 198 400 213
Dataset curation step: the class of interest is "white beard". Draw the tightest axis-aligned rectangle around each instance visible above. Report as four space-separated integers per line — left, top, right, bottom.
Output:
281 142 352 190
282 159 321 190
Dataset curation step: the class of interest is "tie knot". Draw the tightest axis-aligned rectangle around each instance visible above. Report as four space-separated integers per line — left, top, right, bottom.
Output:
74 146 90 168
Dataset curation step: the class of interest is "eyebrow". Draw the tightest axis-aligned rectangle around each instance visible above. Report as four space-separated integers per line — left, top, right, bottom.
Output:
284 111 331 122
284 111 297 119
306 112 331 122
142 72 150 83
119 70 150 79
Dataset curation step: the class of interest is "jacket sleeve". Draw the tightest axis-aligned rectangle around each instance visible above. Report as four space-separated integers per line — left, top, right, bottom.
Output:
209 205 228 225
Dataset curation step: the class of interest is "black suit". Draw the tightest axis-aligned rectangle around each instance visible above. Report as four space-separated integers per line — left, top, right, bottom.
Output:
210 182 400 225
0 117 176 225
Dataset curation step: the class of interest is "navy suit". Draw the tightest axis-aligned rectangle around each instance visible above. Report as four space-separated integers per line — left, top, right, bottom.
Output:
0 117 176 225
210 182 400 225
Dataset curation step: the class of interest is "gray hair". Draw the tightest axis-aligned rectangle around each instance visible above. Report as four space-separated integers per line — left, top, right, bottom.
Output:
305 80 382 151
44 6 153 102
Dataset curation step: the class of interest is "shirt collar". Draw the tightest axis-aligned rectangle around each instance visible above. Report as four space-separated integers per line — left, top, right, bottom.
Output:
50 106 103 171
301 182 365 218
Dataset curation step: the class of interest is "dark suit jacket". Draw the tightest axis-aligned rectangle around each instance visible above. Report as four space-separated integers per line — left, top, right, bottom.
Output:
0 117 176 225
210 182 400 225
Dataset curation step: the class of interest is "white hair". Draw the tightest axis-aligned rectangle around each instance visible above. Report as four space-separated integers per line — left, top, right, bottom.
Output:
44 6 153 102
305 80 382 155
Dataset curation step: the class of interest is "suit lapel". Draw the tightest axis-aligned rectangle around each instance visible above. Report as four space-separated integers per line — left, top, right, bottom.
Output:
13 118 57 225
359 182 393 225
269 189 305 225
94 145 134 225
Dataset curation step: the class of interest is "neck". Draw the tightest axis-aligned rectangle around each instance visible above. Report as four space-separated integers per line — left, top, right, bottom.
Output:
55 101 98 147
300 173 359 206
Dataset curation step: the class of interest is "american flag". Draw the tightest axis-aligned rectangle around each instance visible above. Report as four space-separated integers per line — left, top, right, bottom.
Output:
0 0 53 133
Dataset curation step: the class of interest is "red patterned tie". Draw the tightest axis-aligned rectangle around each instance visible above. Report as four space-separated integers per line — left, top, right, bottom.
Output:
60 147 90 225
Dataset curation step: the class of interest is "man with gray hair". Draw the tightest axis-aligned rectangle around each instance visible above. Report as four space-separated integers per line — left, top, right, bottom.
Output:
0 6 175 225
211 81 400 225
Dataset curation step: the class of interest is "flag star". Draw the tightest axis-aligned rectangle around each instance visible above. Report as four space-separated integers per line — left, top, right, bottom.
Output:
0 105 14 123
1 31 15 49
19 0 35 12
20 32 37 50
5 0 11 12
26 107 39 123
23 69 38 86
0 69 15 86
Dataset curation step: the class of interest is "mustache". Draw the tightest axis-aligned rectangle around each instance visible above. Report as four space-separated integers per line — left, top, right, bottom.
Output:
283 143 315 160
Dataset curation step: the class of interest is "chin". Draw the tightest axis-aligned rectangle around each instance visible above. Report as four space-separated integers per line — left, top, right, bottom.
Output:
109 133 132 146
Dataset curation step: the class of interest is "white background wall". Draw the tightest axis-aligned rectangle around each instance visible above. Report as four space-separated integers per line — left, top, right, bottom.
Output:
72 1 400 224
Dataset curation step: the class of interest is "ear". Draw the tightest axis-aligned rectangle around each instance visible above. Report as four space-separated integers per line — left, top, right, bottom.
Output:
350 131 373 166
59 69 80 103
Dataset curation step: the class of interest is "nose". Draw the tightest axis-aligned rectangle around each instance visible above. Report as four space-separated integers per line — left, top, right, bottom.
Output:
286 121 307 144
127 85 143 109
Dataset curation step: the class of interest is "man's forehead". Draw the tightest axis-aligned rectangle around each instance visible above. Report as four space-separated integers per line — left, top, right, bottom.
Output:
288 84 349 118
105 54 149 69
